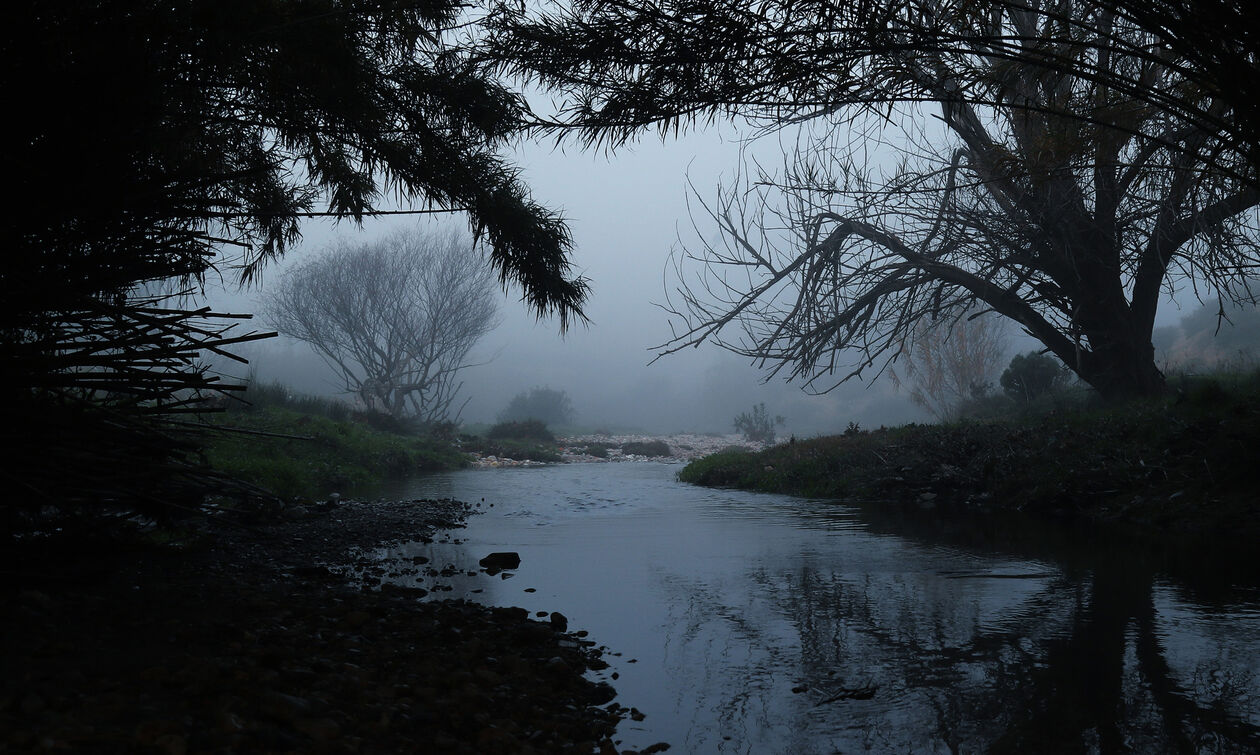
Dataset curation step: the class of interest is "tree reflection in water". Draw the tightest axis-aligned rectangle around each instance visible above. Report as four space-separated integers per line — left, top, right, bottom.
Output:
657 503 1260 753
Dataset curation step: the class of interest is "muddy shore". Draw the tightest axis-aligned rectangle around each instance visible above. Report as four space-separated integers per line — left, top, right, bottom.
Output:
2 499 666 754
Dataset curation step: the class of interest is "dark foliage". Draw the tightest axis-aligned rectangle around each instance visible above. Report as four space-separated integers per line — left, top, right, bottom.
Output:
6 1 586 324
621 440 672 457
682 371 1260 536
486 419 557 443
3 1 586 523
1001 352 1073 402
581 442 611 459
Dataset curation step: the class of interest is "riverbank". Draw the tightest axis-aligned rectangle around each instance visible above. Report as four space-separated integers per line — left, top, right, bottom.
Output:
679 378 1260 539
2 499 660 753
203 405 469 500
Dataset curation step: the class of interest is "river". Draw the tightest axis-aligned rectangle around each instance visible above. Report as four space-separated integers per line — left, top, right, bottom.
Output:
361 462 1260 753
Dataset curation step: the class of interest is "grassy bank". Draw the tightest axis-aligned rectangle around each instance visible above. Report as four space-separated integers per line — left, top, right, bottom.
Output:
680 373 1260 537
203 384 468 500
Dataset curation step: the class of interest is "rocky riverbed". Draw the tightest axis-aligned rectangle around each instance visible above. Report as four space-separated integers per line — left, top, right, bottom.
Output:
2 499 667 754
469 433 765 468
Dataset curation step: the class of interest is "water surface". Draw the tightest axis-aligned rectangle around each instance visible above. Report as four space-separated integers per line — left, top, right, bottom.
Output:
364 463 1260 753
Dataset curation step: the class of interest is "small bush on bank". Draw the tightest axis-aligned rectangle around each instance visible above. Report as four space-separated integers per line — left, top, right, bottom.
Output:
582 443 611 459
1000 352 1073 402
622 440 671 457
733 403 784 444
486 419 556 443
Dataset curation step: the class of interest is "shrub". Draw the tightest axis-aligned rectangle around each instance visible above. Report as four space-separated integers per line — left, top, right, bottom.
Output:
621 440 671 457
486 419 556 443
1000 352 1072 402
733 403 784 444
582 443 611 459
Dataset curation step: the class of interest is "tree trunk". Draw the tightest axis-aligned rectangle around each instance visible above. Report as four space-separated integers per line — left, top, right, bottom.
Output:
1076 333 1167 401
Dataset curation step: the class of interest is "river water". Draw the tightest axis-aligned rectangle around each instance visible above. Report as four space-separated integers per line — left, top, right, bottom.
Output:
364 462 1260 753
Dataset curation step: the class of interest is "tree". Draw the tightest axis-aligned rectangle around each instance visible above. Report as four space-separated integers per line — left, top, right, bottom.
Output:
265 229 498 424
497 386 576 426
890 311 1010 421
734 403 784 444
485 0 1260 401
6 0 586 324
2 1 585 520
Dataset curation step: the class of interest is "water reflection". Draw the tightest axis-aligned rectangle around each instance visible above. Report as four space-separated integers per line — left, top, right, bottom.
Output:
363 464 1259 753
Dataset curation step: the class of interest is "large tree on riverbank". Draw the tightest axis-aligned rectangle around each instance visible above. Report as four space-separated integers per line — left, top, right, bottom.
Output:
485 0 1260 400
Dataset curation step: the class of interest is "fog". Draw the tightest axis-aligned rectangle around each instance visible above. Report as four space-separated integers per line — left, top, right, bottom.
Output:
205 122 1227 436
198 126 932 436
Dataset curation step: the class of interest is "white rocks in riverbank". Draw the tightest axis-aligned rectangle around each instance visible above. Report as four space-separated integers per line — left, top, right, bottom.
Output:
466 434 765 468
559 433 764 463
470 455 551 468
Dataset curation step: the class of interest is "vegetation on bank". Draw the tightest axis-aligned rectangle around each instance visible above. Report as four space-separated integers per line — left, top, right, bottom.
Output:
621 440 672 457
203 383 468 501
466 419 564 462
681 372 1260 537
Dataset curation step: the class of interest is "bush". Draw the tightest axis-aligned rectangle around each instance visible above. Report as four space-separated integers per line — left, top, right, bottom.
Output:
486 419 555 442
582 443 611 459
733 403 784 444
621 440 672 457
1000 352 1072 402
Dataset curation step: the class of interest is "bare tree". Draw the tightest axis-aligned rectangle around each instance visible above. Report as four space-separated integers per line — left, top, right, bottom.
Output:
648 2 1259 399
890 310 1010 421
487 0 1260 400
265 228 498 424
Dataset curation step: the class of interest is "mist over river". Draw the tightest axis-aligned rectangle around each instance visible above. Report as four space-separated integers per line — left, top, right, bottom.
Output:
360 462 1260 753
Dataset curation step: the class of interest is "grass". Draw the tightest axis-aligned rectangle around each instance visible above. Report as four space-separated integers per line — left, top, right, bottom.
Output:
202 383 468 500
680 370 1260 538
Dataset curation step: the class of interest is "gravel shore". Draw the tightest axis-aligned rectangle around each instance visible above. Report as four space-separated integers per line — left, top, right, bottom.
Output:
2 499 666 753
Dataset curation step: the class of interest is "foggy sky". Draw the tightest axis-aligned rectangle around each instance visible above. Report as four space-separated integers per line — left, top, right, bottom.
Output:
206 123 1224 435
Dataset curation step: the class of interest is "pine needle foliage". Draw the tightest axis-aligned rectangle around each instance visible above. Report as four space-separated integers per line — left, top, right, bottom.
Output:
2 1 586 527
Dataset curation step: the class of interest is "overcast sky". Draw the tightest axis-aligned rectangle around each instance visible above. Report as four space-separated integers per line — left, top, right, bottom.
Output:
202 122 937 434
205 114 1228 435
